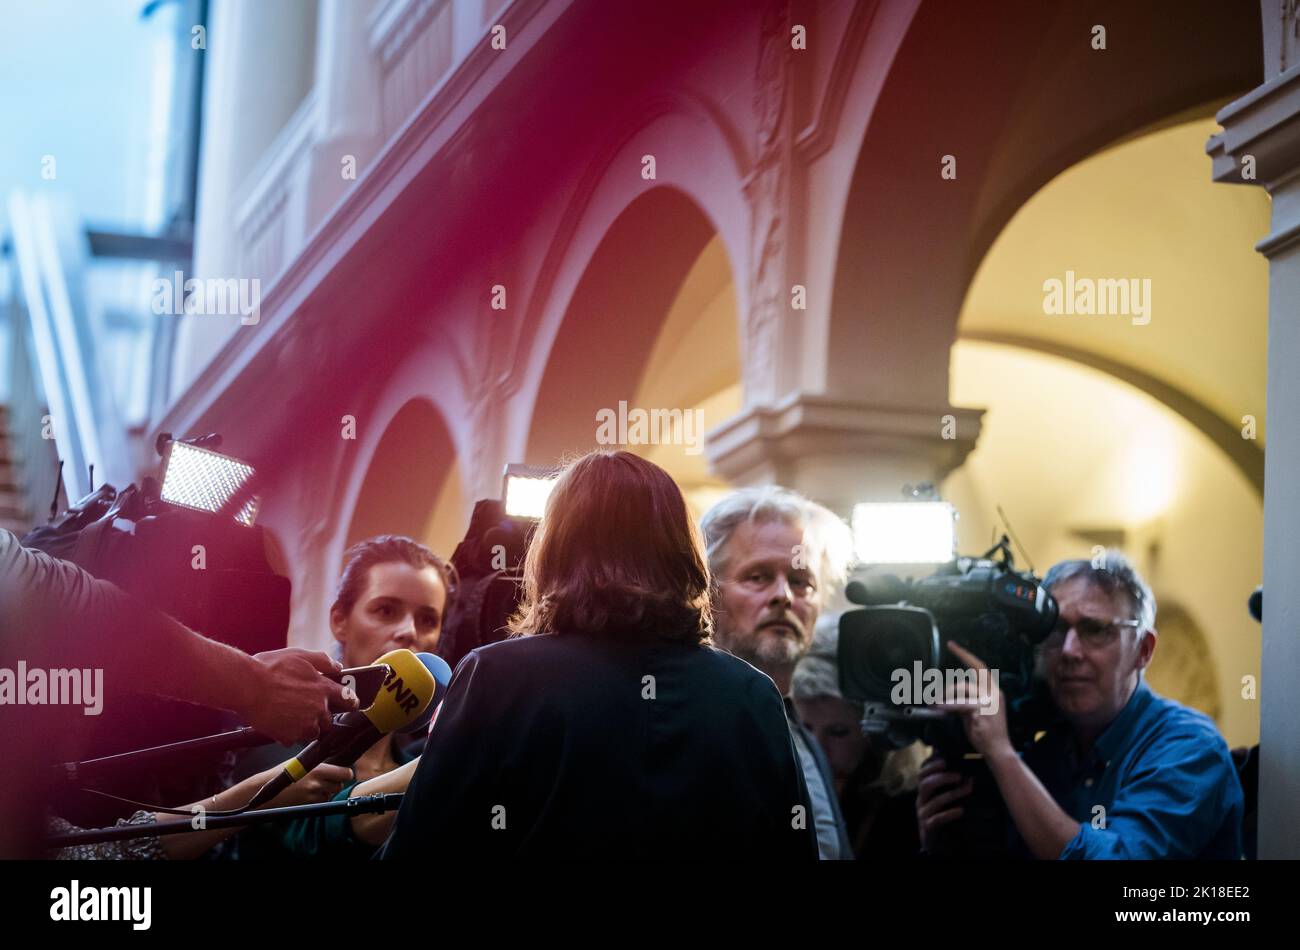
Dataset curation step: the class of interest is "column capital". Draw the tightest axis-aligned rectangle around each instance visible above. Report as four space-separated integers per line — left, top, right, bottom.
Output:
1208 58 1300 197
704 393 983 515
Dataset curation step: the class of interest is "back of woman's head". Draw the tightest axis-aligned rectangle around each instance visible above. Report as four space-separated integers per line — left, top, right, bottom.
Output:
508 450 711 644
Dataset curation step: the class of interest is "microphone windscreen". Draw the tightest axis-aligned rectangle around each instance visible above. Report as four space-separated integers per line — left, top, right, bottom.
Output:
365 649 437 734
421 652 453 688
397 653 453 734
847 575 907 605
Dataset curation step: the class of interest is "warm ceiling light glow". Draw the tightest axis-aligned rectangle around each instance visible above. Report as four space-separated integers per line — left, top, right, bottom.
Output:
1123 426 1179 524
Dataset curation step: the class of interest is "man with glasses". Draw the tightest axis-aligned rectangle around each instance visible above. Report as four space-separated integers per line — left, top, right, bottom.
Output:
917 550 1243 859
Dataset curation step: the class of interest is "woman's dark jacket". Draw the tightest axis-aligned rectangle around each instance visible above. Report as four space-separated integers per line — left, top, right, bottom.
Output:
378 631 818 860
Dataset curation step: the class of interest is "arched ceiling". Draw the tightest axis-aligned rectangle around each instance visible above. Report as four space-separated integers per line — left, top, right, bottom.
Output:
943 341 1262 746
634 236 738 413
524 187 716 467
632 234 742 517
345 398 459 552
826 0 1259 407
959 117 1270 488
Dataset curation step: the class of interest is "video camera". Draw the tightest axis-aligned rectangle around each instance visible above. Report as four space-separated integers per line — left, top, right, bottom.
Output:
837 536 1059 756
836 536 1061 856
437 464 558 667
24 433 289 824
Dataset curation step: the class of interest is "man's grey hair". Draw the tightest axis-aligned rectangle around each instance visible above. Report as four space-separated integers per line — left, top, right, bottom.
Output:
1043 549 1156 631
699 485 854 604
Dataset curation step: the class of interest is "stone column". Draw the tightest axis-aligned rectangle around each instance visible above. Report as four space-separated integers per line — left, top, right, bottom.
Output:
706 394 982 520
1205 0 1300 859
708 0 983 521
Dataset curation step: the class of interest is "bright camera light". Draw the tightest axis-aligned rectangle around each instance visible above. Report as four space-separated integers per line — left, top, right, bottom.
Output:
502 465 559 520
852 501 955 564
161 441 259 526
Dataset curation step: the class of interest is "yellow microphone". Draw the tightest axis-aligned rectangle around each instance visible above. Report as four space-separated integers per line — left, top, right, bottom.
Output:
249 649 436 807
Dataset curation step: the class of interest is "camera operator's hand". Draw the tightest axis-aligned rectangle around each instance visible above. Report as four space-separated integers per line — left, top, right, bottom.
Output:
242 648 357 744
936 640 1086 860
916 754 973 852
940 641 1013 760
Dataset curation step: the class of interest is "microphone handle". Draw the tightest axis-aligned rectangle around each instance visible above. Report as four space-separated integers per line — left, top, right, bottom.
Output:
245 713 381 809
47 794 406 848
324 726 384 769
56 726 272 788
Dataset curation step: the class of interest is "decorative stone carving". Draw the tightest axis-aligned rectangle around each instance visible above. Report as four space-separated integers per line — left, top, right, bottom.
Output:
455 261 523 496
1280 0 1300 74
743 0 794 408
1143 602 1222 724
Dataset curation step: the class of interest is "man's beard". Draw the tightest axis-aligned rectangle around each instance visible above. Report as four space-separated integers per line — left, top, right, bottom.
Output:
744 632 807 672
718 617 809 676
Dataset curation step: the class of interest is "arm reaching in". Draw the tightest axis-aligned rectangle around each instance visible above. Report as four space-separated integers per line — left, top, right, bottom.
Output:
1 529 353 745
157 762 355 860
347 757 421 847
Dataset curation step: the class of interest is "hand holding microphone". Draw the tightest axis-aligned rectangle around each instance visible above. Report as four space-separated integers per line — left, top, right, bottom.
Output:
241 648 360 745
247 649 447 809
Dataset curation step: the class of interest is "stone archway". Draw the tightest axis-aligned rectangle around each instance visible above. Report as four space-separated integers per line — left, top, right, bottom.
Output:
523 187 727 468
343 398 462 556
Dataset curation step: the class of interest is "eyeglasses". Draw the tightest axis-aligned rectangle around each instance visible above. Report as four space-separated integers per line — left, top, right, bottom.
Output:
1043 616 1142 650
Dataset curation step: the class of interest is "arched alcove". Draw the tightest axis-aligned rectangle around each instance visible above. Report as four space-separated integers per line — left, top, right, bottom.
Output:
344 398 464 558
824 0 1259 408
524 187 735 502
958 117 1269 494
942 342 1260 746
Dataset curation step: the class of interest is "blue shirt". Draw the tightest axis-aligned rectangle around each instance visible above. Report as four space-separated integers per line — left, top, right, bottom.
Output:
1019 680 1243 860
